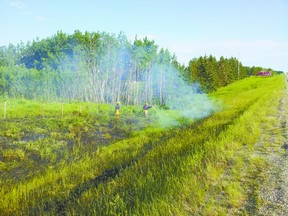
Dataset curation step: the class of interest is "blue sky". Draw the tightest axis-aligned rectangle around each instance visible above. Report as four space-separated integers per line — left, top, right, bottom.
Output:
1 0 287 71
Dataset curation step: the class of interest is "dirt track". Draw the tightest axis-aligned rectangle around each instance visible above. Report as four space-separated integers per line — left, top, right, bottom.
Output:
196 81 288 215
238 82 288 215
257 84 288 215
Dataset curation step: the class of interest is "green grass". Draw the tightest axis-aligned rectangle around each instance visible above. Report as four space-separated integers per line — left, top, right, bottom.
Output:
0 75 286 215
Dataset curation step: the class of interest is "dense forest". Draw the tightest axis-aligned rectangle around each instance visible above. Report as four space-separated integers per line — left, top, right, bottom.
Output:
0 30 276 104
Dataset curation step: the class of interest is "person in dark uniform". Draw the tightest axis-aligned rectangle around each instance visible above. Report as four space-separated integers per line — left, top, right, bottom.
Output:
115 102 121 120
143 102 152 118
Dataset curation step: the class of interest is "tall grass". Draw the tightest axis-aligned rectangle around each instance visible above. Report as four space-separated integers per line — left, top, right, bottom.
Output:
0 75 285 215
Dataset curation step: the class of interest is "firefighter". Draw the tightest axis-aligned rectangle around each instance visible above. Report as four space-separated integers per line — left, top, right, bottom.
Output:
115 102 121 120
143 102 152 118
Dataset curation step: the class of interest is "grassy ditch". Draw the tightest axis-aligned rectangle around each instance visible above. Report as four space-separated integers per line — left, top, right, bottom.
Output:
0 75 286 215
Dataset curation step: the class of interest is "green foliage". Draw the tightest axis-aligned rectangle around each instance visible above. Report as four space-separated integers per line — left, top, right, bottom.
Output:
2 149 26 162
3 126 23 141
1 30 280 106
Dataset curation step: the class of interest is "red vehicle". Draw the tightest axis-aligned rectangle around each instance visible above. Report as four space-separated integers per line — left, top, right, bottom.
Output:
257 71 272 76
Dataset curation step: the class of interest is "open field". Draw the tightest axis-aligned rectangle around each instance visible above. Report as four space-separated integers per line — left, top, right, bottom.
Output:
0 75 286 215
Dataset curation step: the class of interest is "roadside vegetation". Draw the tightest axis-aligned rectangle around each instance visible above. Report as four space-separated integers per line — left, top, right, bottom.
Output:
0 30 280 105
0 74 285 215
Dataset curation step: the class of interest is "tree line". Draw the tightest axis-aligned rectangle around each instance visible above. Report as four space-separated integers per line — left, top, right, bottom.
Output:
0 30 278 105
184 55 275 92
